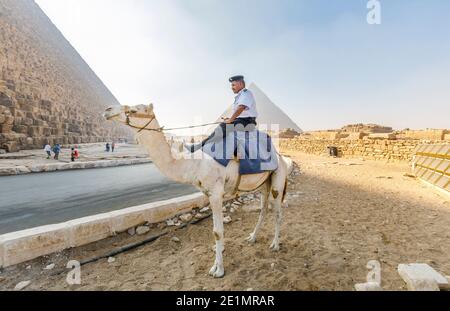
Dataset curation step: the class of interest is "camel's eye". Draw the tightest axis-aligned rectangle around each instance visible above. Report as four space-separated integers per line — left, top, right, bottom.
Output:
106 107 112 111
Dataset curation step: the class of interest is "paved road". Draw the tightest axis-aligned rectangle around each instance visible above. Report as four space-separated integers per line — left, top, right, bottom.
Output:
0 164 197 234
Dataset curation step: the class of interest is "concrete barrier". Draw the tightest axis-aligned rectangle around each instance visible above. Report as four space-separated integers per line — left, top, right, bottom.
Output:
0 158 152 176
0 193 208 268
0 236 4 268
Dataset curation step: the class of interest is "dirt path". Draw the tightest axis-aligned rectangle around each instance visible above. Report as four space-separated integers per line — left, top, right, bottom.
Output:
1 151 449 291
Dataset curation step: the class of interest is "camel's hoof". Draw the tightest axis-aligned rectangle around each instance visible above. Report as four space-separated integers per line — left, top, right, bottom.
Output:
270 240 280 252
245 234 257 244
209 263 225 278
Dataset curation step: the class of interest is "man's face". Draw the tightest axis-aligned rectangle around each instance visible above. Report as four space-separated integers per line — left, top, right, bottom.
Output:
231 81 245 94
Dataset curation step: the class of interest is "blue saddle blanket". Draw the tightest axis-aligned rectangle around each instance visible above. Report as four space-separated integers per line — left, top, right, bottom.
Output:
201 130 279 175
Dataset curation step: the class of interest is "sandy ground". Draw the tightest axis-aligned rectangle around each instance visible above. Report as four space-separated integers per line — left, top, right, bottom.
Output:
0 143 149 169
1 151 449 291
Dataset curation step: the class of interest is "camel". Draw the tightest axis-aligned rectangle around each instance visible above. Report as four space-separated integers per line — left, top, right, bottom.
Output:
104 104 293 278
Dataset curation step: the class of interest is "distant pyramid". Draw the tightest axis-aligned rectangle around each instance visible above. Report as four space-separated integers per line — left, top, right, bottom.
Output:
217 83 302 133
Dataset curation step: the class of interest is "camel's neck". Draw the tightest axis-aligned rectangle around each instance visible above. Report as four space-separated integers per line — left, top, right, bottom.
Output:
134 118 193 185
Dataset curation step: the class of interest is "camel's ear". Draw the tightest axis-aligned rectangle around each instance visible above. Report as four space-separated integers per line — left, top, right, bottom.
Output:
149 103 154 112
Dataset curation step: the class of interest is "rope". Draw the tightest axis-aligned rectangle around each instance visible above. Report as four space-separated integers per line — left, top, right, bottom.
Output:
126 116 222 133
124 111 223 133
161 121 222 132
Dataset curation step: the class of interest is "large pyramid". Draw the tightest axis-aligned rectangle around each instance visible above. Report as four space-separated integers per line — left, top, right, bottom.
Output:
218 83 302 133
0 0 133 152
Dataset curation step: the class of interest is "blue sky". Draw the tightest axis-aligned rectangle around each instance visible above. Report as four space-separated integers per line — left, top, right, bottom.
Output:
35 0 450 131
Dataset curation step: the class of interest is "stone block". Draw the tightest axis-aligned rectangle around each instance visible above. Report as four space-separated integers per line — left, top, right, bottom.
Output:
343 132 368 140
0 224 69 267
146 193 208 224
12 124 28 134
27 126 43 136
368 133 397 140
22 118 34 126
68 162 85 170
0 237 4 268
1 193 207 267
15 166 31 175
0 122 14 133
398 264 449 291
0 93 14 107
0 167 19 176
110 205 150 233
66 214 114 248
2 141 18 152
38 163 64 172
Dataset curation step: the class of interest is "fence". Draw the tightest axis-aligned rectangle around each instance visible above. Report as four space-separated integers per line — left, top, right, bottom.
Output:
413 144 450 194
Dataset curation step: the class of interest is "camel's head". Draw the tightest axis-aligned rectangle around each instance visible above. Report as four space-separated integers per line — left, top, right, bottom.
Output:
104 104 156 130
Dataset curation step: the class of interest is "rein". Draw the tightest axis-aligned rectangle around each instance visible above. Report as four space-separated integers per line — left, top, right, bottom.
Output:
124 112 222 133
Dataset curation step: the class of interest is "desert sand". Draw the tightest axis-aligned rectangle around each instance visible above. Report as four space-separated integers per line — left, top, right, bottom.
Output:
1 151 449 291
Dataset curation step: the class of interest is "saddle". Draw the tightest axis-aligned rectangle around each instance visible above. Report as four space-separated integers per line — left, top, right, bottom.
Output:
203 129 279 175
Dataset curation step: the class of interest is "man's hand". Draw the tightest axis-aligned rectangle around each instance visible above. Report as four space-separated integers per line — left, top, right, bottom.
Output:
225 105 247 124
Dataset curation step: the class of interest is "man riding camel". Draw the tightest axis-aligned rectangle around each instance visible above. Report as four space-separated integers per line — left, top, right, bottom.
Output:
186 75 258 153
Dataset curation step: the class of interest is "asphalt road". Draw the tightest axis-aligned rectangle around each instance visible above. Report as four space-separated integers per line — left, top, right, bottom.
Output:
0 163 197 234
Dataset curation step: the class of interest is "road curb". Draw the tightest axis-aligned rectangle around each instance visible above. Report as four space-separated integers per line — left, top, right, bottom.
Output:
0 192 209 268
0 158 152 176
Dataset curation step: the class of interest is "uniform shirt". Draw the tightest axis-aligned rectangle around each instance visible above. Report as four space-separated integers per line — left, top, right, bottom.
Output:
233 88 258 118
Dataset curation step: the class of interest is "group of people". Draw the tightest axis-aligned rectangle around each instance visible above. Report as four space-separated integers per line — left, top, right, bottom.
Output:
43 143 79 162
105 142 116 153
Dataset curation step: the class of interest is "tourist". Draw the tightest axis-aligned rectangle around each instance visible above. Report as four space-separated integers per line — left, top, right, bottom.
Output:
53 144 61 160
71 147 76 162
112 142 116 153
185 75 258 153
44 143 52 159
73 146 79 159
106 143 110 152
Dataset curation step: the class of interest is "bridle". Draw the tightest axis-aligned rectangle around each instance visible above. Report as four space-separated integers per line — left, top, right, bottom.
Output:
112 109 222 133
124 111 164 133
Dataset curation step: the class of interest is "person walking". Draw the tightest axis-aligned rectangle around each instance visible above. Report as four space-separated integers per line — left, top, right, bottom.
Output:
44 143 52 159
74 146 79 160
106 143 110 152
71 147 76 162
53 144 61 160
112 142 116 153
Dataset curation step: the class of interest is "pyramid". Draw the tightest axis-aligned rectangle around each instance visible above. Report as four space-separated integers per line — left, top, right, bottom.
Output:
0 0 133 152
217 83 302 133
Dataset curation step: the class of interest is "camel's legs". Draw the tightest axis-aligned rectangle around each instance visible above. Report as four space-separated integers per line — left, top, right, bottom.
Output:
246 181 270 244
209 190 225 278
269 171 286 252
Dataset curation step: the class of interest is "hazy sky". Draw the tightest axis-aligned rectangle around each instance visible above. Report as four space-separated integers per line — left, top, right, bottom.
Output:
35 0 450 131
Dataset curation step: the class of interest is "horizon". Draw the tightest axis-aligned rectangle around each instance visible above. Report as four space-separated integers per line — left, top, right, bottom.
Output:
35 0 450 131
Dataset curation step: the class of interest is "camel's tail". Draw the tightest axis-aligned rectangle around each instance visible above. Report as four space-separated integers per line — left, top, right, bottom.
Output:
282 156 295 176
281 155 295 203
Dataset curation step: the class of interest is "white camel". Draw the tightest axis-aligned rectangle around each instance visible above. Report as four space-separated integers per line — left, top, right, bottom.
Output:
104 104 293 278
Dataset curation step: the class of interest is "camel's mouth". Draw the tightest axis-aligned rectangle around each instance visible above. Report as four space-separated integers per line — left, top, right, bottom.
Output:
104 112 121 120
